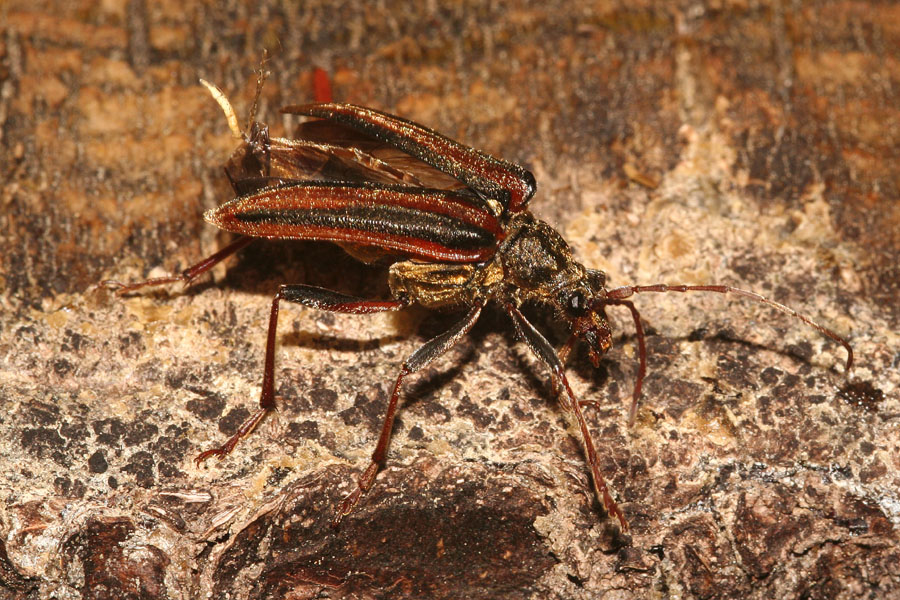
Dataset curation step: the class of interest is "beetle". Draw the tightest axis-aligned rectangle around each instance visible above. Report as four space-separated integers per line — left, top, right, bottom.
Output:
105 76 853 531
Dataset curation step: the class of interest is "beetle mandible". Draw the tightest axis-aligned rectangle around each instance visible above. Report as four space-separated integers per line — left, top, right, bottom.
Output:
106 75 853 531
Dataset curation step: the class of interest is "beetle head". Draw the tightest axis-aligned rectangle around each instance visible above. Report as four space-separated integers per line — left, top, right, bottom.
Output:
557 268 613 366
502 216 614 364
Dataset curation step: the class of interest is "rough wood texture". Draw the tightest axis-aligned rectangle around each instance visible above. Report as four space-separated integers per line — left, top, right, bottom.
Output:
1 1 897 599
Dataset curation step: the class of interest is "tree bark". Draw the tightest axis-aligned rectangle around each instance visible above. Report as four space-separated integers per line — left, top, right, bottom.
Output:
1 1 897 598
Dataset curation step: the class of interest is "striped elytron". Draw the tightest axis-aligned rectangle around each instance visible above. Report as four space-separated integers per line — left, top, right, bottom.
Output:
106 78 853 531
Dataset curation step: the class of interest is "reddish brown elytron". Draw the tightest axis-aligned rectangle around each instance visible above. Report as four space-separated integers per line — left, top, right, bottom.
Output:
105 76 853 531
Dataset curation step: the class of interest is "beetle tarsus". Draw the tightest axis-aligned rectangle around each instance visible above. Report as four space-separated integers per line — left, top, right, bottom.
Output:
195 405 272 465
331 462 379 528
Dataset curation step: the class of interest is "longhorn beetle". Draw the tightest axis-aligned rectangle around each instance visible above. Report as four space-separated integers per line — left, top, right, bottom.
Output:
105 75 853 531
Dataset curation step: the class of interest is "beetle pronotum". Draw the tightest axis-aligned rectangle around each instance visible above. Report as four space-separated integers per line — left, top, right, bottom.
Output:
106 76 852 531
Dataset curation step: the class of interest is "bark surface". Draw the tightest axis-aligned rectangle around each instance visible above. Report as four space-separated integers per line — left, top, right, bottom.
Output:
1 2 898 599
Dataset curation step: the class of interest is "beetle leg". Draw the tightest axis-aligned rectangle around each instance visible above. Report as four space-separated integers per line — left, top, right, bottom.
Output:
555 334 622 416
551 333 579 406
505 303 629 532
557 333 578 366
332 299 486 527
195 285 410 464
101 236 254 294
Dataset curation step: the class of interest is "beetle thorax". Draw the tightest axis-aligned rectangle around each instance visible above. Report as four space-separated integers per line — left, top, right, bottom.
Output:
500 214 590 303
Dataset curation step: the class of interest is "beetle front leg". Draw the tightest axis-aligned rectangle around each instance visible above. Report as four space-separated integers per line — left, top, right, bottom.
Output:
505 303 629 532
551 333 579 410
332 299 485 527
195 284 410 464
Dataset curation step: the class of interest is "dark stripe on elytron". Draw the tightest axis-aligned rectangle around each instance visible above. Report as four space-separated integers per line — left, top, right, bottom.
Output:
235 180 494 219
235 204 497 250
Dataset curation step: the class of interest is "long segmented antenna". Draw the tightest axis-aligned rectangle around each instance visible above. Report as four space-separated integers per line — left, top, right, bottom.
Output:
602 283 853 423
247 58 270 133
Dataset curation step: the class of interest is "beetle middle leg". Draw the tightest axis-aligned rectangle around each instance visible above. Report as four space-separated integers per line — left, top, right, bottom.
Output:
195 284 410 463
332 299 486 527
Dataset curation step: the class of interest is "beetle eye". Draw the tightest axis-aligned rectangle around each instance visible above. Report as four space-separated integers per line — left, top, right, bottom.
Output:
563 290 588 317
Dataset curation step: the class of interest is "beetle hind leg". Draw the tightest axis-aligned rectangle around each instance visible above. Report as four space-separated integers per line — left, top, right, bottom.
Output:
101 236 254 295
195 284 410 464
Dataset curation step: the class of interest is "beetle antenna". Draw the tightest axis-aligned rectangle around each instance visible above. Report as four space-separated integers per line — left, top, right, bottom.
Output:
605 283 853 372
248 51 271 133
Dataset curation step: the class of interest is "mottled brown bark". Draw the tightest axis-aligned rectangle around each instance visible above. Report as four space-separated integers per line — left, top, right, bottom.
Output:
1 1 897 599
